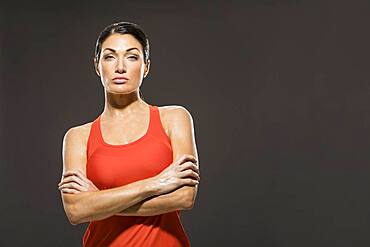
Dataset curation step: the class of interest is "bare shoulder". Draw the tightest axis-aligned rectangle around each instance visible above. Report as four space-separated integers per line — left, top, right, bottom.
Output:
157 105 194 138
62 121 94 174
63 121 93 146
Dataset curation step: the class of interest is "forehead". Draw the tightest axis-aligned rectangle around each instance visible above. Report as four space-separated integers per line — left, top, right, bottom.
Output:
101 33 142 53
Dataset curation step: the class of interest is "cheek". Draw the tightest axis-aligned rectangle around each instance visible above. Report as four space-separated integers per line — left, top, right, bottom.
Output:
101 63 113 74
130 64 145 76
100 66 112 84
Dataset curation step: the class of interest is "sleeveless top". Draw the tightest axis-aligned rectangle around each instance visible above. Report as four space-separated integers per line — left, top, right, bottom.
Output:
82 105 190 247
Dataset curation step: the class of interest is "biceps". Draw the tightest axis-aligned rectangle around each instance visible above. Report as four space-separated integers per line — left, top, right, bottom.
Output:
62 127 87 176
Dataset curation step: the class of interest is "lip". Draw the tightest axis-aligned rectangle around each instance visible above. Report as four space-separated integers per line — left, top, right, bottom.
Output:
112 77 128 83
113 76 129 80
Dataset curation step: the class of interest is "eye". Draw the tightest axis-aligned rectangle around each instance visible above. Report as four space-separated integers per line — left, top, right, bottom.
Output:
104 55 114 60
128 55 138 60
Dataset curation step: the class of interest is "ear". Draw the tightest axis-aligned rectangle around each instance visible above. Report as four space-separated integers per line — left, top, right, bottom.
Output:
143 59 151 78
93 57 101 77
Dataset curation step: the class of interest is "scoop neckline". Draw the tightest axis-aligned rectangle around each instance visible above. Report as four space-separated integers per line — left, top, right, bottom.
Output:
97 104 153 148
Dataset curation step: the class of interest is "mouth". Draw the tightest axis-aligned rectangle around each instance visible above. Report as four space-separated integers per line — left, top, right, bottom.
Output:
112 78 128 84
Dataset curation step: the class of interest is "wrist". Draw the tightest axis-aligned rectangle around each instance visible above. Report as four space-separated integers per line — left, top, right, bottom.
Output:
144 177 161 196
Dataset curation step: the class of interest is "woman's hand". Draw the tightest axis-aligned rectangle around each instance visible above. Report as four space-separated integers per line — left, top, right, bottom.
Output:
151 154 200 196
58 170 99 194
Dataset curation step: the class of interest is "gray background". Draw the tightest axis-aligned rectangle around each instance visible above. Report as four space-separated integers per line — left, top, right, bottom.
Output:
1 0 370 246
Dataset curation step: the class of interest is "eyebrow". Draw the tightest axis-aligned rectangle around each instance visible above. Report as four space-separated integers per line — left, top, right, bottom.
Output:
103 47 140 53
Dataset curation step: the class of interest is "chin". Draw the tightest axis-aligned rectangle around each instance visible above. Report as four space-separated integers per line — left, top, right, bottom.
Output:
110 90 130 95
108 87 137 95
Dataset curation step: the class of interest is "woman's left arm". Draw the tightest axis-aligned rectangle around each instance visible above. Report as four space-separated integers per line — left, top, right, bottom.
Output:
117 106 200 216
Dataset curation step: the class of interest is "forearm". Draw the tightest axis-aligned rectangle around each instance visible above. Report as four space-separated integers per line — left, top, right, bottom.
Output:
62 177 158 224
115 185 196 216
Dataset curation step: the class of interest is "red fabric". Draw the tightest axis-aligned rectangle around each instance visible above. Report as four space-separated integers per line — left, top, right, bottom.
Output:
83 105 190 247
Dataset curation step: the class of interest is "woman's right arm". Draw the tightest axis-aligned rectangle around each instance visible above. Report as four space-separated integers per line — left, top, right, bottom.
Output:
60 127 160 225
59 127 198 225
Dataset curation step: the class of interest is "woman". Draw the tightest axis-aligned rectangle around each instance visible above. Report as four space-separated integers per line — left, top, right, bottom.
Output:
58 21 200 247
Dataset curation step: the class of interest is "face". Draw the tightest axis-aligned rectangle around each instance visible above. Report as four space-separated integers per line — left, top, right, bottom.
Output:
94 33 150 94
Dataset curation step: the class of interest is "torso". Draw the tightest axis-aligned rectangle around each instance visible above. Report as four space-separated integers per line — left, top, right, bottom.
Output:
75 105 174 172
80 104 191 247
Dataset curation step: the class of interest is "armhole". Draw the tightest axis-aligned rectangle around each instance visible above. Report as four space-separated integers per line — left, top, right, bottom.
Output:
86 122 95 161
156 107 172 147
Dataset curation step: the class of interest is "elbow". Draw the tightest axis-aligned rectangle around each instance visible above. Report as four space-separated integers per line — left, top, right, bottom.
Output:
61 192 96 225
65 204 80 225
68 217 79 226
183 202 194 210
68 215 80 226
181 187 197 210
65 203 86 225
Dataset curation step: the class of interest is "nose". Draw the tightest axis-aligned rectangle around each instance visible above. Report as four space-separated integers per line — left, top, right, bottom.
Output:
115 57 126 73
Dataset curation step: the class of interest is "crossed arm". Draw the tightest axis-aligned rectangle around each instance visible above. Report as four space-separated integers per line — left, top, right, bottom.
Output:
60 171 196 217
115 184 196 216
59 106 200 223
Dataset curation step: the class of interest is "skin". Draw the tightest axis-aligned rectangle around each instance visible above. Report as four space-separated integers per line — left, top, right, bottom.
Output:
58 33 200 224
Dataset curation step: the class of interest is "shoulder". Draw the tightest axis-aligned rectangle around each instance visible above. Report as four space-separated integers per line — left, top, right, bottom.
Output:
157 105 194 138
62 121 94 149
62 121 94 174
157 104 192 117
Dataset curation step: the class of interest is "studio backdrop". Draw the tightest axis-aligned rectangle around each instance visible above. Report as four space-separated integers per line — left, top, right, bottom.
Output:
1 0 370 246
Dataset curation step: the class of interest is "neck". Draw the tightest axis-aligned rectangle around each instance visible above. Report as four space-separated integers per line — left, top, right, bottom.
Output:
102 90 148 118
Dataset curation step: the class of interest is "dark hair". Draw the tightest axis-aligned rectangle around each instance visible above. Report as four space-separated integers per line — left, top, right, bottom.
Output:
94 21 150 64
94 21 150 100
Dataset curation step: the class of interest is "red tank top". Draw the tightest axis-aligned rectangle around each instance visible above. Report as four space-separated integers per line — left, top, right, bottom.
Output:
83 105 190 247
